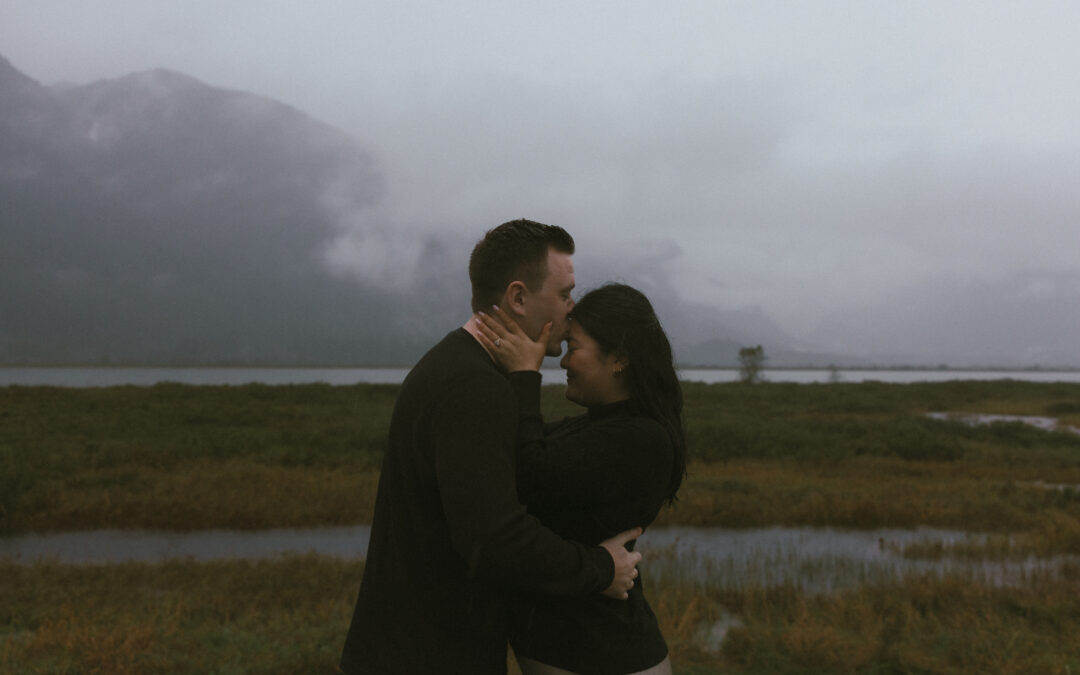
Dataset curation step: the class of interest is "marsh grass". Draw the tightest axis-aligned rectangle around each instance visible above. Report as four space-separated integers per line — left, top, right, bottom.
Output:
658 458 1080 544
5 554 1080 674
5 380 1080 542
886 509 1080 562
716 573 1080 674
6 379 1080 672
0 383 393 532
0 555 359 674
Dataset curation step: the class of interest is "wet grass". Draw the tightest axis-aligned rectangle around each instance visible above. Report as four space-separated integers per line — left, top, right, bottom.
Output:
888 509 1080 561
4 553 1080 674
712 573 1080 674
5 380 1080 673
0 383 393 532
658 457 1080 541
0 555 355 674
4 380 1080 543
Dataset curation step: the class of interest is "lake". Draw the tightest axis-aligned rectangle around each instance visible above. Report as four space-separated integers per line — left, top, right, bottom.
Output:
2 526 1073 592
3 366 1080 387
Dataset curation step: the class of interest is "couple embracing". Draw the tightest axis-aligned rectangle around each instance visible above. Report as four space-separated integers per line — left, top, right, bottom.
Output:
340 219 686 675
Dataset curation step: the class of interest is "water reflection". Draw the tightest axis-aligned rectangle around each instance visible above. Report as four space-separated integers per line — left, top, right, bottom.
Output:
3 525 1076 591
927 411 1080 435
0 526 372 564
638 527 1076 592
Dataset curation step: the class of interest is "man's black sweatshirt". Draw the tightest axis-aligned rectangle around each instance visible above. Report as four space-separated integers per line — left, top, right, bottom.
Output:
340 328 614 675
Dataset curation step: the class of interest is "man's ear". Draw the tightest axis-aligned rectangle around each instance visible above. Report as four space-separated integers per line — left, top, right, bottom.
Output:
501 281 530 317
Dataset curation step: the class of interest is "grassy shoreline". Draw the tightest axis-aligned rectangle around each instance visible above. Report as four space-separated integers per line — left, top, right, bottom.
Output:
4 380 1080 673
4 380 1080 540
3 554 1079 673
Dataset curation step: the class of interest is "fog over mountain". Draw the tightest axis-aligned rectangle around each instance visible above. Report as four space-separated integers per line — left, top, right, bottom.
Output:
1 53 1076 368
2 54 441 364
0 54 789 366
810 271 1080 368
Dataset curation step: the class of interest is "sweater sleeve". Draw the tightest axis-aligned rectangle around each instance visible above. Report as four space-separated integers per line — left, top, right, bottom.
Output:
430 369 614 596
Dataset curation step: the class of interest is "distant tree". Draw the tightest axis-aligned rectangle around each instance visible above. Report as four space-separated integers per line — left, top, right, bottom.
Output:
738 345 766 384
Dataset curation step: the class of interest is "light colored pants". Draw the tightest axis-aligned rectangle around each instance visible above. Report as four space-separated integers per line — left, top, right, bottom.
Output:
517 655 673 675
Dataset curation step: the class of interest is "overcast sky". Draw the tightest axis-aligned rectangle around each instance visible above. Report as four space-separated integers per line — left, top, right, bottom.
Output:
3 1 1078 354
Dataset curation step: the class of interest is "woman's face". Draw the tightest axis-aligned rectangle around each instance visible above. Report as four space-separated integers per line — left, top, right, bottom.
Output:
559 321 630 407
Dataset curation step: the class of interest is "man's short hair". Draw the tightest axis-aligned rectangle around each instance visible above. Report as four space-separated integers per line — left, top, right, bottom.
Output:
468 219 575 314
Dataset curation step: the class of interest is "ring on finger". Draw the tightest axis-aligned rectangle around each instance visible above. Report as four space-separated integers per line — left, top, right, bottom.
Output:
494 338 501 347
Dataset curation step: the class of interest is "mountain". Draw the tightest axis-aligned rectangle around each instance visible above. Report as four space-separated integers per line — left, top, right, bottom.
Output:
807 271 1080 369
1 54 821 367
1 55 457 364
16 53 1052 369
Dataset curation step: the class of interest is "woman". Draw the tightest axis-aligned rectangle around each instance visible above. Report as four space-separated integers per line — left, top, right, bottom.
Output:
476 283 686 675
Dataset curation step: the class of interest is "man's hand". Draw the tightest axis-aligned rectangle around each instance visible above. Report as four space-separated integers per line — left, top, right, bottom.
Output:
600 527 643 600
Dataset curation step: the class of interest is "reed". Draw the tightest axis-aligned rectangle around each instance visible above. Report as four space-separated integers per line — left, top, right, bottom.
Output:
7 380 1080 672
4 380 1080 540
888 509 1080 560
655 459 1080 552
4 552 1080 674
717 574 1080 674
0 555 360 674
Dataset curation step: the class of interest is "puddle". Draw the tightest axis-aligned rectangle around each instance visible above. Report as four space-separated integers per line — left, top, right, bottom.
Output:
3 525 1076 591
1018 480 1080 492
927 412 1080 435
635 526 1078 592
695 610 743 653
0 526 371 564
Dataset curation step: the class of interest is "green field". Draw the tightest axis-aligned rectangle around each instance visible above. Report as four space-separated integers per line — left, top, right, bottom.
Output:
4 554 1079 674
3 380 1080 672
4 380 1080 537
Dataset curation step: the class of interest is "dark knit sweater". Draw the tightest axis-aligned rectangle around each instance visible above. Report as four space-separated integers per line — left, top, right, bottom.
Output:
506 373 674 675
340 329 614 675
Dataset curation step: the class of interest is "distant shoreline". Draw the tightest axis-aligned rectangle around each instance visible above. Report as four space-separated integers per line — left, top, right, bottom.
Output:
4 365 1080 387
3 363 1079 371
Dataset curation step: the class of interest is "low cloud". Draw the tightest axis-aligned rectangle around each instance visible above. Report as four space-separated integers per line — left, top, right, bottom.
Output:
321 218 427 292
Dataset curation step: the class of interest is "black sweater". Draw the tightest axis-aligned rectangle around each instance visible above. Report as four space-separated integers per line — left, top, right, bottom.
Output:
507 373 675 674
340 329 614 675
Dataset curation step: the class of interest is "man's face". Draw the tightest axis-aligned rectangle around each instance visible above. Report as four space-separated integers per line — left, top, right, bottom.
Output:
524 249 575 357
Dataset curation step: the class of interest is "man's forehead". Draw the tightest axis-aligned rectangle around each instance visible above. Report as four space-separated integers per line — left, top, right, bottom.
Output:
548 249 573 270
546 250 574 283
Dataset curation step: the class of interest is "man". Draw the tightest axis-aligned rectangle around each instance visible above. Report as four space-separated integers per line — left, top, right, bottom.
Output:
340 219 642 674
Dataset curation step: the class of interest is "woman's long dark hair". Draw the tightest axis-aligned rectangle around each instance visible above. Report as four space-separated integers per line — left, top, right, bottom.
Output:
569 283 686 504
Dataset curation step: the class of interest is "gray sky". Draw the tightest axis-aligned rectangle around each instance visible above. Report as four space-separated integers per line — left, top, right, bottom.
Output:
4 1 1079 359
